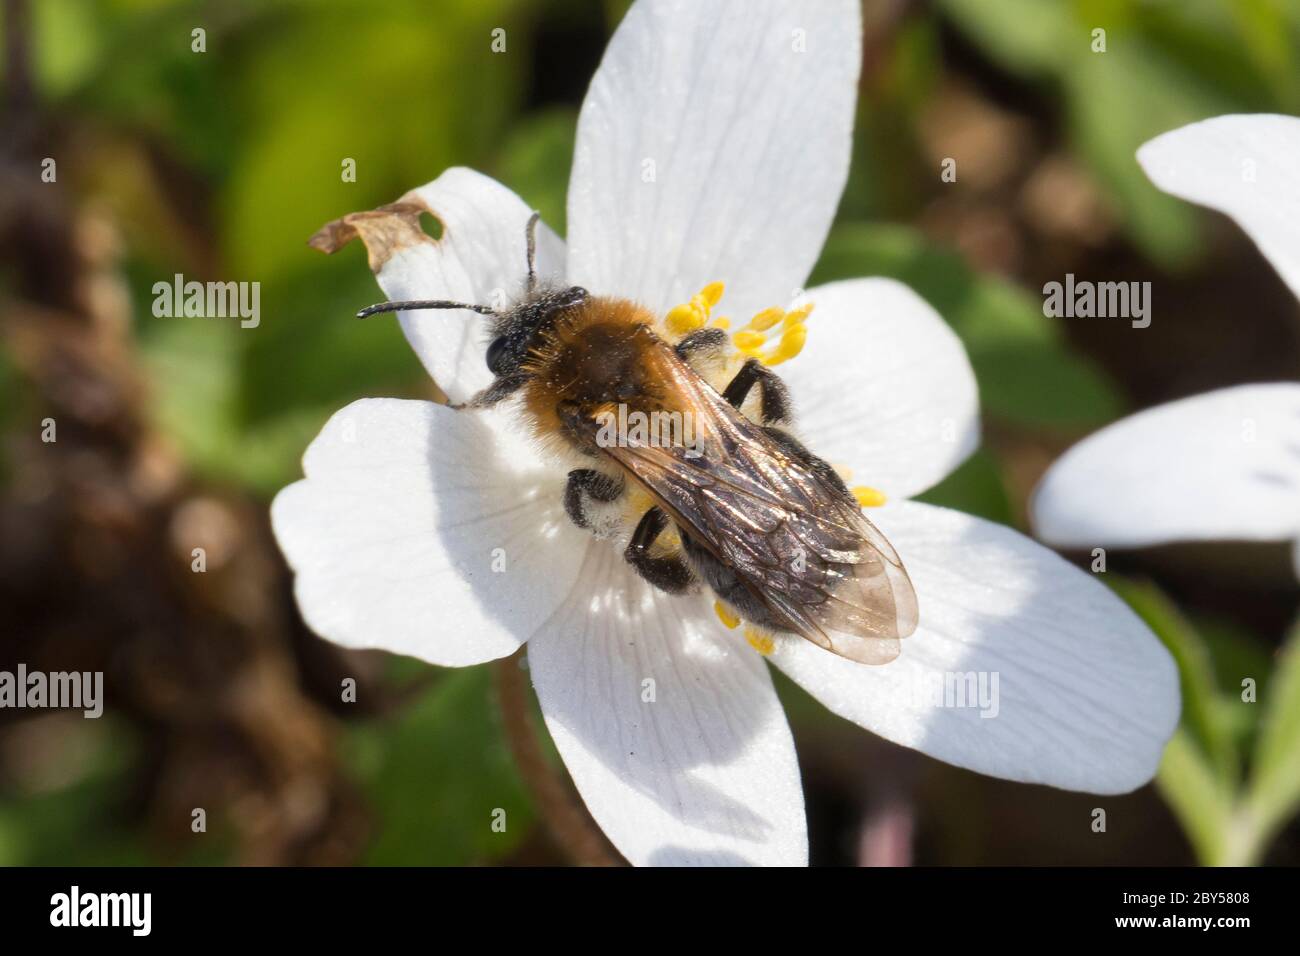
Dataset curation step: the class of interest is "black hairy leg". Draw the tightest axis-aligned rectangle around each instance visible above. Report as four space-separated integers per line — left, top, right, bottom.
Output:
564 468 625 530
625 507 695 594
450 372 529 410
722 358 791 425
674 327 729 362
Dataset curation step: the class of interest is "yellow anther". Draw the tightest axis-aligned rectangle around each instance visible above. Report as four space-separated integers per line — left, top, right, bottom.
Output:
714 601 740 630
666 303 706 336
782 303 814 328
761 322 807 366
732 330 766 352
711 316 731 330
852 485 888 508
666 281 727 337
746 306 784 332
744 628 775 656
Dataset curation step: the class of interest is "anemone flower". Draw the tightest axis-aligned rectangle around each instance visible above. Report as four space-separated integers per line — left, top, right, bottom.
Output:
273 0 1179 866
1033 115 1300 580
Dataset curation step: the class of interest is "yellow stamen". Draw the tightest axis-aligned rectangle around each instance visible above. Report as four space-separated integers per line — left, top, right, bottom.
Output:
744 627 775 656
666 303 705 336
746 306 784 332
711 316 731 330
852 485 888 508
714 601 740 630
782 303 814 328
761 322 807 366
665 281 728 337
732 330 766 352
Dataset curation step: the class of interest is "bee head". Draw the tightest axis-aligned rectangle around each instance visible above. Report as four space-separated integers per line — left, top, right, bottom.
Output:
355 212 588 383
485 285 588 376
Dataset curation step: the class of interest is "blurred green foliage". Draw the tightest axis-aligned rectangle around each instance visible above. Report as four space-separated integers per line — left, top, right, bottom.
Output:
344 665 536 865
3 0 1298 865
1115 583 1300 865
939 0 1300 263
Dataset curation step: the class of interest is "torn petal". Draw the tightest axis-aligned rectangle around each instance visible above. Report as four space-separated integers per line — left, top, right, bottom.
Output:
311 167 565 404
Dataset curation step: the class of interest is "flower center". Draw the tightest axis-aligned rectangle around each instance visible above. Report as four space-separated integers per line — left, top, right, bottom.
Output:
663 281 811 368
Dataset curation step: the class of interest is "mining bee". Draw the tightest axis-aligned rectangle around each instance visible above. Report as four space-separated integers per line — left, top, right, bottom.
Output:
358 214 918 663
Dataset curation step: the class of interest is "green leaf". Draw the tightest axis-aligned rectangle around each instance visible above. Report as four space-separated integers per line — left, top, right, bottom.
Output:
936 0 1075 78
343 665 535 865
1194 614 1275 752
810 223 1124 430
1155 727 1235 866
1063 45 1232 266
1243 622 1300 855
1109 579 1238 783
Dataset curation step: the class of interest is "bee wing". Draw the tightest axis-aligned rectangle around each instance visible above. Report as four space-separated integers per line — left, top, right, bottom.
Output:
588 344 917 664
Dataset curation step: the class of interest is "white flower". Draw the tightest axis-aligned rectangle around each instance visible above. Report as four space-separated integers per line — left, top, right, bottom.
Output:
274 0 1179 866
1033 115 1300 580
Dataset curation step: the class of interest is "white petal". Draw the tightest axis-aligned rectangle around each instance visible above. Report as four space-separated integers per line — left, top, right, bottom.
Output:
770 501 1180 794
312 168 565 404
567 0 860 322
271 398 589 667
528 559 807 866
1138 114 1300 302
1032 384 1300 549
779 278 980 499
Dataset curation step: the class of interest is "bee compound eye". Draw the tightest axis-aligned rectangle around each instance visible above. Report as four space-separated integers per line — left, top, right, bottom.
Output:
486 335 510 374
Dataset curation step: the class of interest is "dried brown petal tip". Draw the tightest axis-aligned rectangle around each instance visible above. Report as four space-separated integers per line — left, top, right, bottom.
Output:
307 199 437 273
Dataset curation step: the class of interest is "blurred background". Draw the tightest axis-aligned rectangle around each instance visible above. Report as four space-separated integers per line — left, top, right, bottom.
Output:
1 0 1298 866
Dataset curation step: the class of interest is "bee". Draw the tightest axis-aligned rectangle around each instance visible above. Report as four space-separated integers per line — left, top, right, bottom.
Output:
359 214 918 663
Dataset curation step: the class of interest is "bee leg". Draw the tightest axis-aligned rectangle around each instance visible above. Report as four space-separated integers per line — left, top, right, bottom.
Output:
564 468 625 531
674 327 729 363
722 358 791 425
625 507 694 594
448 372 529 410
762 426 855 504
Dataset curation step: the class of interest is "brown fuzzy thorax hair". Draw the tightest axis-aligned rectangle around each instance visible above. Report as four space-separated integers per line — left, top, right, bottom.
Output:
520 295 686 449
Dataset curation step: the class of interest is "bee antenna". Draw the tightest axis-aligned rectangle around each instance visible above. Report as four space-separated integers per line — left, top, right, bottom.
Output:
356 299 498 319
524 211 541 295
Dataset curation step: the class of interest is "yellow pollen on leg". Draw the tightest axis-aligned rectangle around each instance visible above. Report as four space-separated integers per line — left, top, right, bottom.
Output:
714 601 740 630
744 627 775 656
852 485 888 508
